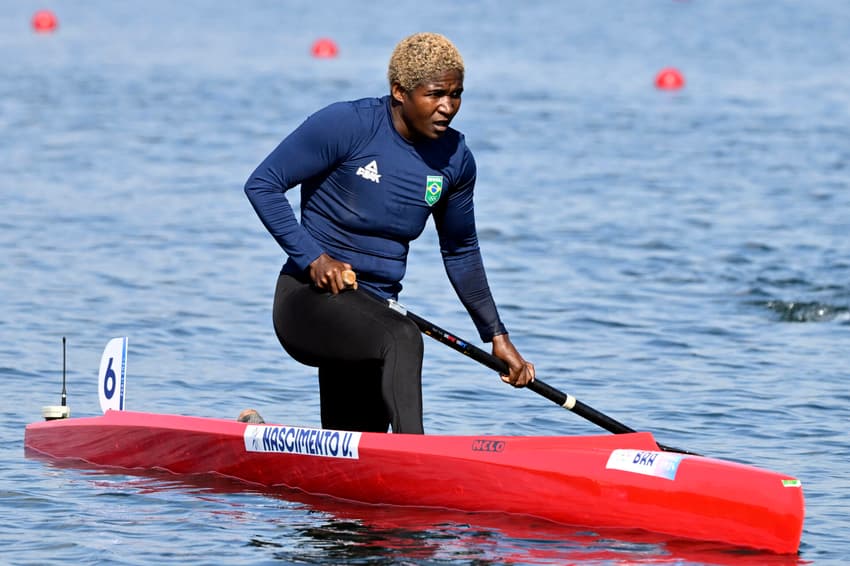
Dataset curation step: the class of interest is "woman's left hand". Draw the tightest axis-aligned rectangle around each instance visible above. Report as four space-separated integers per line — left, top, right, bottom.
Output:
491 334 535 388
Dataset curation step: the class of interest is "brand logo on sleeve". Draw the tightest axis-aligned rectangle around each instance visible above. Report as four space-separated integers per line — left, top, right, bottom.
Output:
356 160 381 183
425 175 443 206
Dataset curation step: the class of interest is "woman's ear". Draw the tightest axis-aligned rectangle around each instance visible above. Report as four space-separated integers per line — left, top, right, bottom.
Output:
390 82 406 104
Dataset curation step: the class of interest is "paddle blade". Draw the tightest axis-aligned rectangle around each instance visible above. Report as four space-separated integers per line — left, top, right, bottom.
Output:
98 337 128 413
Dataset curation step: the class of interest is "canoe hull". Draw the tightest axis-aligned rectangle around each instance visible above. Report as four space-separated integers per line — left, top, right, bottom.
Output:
24 410 804 554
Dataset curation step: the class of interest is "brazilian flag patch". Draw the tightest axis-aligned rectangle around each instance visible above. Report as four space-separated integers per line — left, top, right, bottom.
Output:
425 175 443 206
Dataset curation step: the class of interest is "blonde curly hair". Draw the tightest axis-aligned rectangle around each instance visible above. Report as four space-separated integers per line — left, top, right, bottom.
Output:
387 32 465 92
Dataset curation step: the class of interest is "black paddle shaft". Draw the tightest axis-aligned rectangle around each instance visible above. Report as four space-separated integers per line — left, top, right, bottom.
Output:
391 301 697 455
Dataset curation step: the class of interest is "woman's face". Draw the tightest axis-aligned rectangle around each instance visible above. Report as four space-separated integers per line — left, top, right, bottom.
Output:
392 69 463 142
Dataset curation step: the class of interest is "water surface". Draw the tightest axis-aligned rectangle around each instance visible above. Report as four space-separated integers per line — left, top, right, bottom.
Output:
2 1 849 563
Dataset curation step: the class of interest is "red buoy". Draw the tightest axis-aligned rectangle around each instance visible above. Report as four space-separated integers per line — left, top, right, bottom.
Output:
655 67 685 90
311 38 339 59
32 10 58 33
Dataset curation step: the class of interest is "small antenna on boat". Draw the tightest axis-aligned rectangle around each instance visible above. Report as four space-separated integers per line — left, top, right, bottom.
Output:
61 336 67 407
42 336 71 421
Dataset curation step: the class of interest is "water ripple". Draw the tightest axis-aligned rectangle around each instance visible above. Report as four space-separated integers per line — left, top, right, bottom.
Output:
4 0 849 563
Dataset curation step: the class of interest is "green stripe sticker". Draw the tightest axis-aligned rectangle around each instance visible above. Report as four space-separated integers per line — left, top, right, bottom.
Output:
782 479 802 487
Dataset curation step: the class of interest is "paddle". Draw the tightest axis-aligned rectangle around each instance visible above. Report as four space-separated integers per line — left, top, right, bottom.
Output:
341 271 697 455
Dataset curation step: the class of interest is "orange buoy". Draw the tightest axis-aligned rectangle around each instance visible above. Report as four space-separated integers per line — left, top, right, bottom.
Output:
311 38 339 59
32 10 58 33
655 67 685 90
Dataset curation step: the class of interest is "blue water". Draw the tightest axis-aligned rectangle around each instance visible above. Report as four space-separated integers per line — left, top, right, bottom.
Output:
3 0 849 563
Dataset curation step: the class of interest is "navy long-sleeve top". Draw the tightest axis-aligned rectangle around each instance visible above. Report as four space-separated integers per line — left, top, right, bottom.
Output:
244 95 506 341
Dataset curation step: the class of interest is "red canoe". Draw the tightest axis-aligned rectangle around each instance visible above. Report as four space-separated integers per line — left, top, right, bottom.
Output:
24 410 804 554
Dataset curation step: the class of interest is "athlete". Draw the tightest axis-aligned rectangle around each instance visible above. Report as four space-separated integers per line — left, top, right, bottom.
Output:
244 32 534 434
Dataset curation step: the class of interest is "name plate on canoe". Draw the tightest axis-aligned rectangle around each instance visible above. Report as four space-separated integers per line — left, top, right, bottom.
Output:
244 425 362 459
605 449 684 480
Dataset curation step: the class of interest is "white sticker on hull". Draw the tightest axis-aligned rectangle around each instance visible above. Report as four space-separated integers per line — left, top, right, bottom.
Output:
606 449 684 480
244 425 361 459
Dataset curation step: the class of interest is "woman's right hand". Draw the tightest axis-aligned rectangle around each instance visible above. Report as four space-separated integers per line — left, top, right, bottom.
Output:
309 253 355 294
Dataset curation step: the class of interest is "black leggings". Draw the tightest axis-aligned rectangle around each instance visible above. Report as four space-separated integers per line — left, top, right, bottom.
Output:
272 273 424 434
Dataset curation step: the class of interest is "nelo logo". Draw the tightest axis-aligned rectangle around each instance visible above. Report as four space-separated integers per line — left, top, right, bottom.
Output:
471 439 505 452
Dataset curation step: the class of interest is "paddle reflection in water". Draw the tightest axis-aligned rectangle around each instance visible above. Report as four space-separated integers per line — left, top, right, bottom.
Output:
32 455 805 565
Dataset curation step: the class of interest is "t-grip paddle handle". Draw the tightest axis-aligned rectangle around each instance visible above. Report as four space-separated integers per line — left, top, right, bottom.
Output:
342 269 358 290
